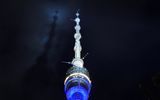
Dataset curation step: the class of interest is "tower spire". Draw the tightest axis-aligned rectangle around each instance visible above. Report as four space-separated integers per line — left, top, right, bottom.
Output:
64 11 92 100
72 11 84 68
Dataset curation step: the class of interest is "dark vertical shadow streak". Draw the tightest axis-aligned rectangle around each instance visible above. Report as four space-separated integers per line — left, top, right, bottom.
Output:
22 11 58 99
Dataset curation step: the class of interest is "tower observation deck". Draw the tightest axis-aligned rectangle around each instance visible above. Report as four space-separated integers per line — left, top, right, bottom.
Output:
64 12 92 100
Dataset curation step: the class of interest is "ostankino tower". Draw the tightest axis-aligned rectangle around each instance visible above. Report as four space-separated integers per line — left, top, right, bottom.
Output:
64 12 92 100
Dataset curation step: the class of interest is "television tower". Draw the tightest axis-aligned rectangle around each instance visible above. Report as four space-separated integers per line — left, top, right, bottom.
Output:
64 12 92 100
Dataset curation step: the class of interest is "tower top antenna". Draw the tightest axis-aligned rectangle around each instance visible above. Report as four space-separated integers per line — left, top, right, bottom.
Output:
76 9 80 17
71 11 84 68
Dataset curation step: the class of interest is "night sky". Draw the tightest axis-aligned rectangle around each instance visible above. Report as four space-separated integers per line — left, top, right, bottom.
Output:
0 0 160 100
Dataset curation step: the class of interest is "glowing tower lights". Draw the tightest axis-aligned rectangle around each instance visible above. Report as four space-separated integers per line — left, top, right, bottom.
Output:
64 12 92 100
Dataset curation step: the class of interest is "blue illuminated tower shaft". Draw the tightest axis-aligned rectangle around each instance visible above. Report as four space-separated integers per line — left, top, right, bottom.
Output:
64 67 91 100
64 12 92 100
